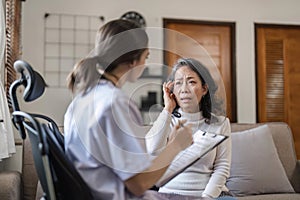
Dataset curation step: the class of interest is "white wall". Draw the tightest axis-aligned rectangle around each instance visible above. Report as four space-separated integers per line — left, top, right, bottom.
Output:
21 0 300 125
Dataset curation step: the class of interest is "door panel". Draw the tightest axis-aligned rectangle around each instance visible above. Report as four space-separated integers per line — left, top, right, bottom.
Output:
256 25 300 158
164 19 236 122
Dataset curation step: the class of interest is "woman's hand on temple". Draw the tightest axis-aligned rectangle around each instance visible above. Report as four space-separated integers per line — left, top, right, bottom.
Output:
163 81 176 113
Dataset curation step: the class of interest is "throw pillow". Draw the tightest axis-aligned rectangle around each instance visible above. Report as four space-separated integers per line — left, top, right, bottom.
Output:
226 124 295 196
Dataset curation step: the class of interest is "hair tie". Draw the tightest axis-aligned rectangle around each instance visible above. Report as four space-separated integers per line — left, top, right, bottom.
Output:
96 63 105 75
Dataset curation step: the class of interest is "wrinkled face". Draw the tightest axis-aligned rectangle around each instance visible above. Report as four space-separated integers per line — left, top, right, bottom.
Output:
173 66 208 113
127 49 149 82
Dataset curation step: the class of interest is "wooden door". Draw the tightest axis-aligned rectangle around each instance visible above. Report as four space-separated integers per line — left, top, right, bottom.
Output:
256 24 300 158
164 19 236 122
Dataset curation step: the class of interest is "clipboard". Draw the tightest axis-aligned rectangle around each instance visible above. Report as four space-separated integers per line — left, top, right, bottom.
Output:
155 130 229 187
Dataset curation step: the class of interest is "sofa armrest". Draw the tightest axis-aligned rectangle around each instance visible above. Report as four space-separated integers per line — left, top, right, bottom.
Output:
0 171 21 200
291 160 300 193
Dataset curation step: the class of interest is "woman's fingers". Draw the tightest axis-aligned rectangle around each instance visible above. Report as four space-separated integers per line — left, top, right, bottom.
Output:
163 81 174 94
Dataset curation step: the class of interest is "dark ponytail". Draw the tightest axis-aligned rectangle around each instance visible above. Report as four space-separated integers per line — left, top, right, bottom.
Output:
67 57 100 94
67 19 148 95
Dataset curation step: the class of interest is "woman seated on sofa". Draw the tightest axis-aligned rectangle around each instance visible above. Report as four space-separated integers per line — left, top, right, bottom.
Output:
146 58 237 199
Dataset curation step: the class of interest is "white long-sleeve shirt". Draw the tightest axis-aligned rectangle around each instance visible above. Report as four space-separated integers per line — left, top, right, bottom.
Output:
146 109 231 198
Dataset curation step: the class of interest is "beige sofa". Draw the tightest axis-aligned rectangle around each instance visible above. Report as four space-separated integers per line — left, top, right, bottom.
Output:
1 122 299 200
0 171 21 200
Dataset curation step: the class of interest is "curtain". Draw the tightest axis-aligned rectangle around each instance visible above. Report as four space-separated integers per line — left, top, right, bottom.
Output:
0 0 16 161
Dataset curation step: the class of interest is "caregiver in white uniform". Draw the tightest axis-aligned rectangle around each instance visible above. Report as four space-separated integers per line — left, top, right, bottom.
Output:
64 19 193 200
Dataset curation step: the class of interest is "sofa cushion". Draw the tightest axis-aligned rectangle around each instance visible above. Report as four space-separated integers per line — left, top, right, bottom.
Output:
226 124 295 196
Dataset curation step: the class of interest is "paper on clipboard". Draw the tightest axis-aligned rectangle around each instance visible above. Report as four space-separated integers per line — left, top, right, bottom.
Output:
155 130 228 187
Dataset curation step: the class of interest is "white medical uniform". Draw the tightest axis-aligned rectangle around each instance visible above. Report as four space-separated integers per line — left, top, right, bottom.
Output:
64 80 152 200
